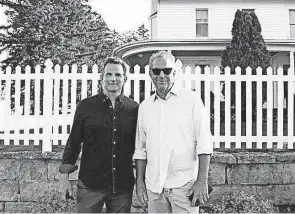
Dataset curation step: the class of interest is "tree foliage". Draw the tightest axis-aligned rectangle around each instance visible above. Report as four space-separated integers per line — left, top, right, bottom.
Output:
0 0 149 112
0 0 149 69
221 9 270 72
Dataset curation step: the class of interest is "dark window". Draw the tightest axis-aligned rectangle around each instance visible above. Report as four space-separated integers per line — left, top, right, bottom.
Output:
196 9 208 37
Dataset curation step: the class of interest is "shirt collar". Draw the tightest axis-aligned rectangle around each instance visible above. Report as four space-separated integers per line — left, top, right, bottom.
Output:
153 85 179 101
99 91 124 103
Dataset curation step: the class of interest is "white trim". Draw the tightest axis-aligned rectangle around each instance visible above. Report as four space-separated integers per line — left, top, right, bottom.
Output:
289 9 295 39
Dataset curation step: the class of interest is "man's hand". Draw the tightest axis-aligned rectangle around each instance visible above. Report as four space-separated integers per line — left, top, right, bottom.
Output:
136 180 148 207
187 180 209 207
60 174 74 200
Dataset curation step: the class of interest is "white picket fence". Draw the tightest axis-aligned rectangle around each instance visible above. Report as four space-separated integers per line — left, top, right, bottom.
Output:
0 59 295 152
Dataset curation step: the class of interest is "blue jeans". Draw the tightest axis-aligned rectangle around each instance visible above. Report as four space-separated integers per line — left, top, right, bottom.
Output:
76 180 133 213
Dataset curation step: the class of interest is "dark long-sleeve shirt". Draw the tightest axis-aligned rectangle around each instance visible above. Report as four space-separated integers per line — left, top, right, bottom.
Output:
60 92 138 192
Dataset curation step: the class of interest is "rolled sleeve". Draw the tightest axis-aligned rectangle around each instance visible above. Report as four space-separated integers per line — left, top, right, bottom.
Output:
194 98 213 155
133 105 147 160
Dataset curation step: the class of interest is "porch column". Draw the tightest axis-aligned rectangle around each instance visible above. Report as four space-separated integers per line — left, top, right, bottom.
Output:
290 51 294 73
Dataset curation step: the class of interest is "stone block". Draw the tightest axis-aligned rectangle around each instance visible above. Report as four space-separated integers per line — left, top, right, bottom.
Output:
41 151 63 160
273 152 295 163
235 152 276 164
256 185 295 205
211 152 236 164
0 159 21 180
272 164 295 184
227 164 295 185
20 180 78 202
227 164 272 185
0 151 43 159
0 180 19 201
208 164 226 185
206 185 257 205
0 159 47 181
19 160 47 180
4 202 35 213
48 160 80 181
20 180 61 202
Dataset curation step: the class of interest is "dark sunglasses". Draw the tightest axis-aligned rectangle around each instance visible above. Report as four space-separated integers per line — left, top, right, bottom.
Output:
151 68 173 75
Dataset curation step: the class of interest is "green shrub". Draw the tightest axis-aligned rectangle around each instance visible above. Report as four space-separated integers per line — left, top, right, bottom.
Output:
201 191 279 213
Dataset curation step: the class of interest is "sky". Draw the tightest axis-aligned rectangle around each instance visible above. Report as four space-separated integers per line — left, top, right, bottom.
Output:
88 0 151 32
0 0 151 33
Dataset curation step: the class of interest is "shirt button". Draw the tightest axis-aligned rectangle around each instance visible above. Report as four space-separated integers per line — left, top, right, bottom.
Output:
114 129 116 131
113 168 116 171
113 155 116 157
113 142 116 144
113 117 116 119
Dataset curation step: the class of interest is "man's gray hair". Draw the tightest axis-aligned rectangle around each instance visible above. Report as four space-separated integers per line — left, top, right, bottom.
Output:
149 50 176 69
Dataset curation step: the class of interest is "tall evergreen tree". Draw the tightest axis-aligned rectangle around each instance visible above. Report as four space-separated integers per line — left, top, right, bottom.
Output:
220 10 270 122
221 9 270 72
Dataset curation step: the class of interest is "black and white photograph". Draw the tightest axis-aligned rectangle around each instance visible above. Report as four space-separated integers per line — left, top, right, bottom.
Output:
0 0 295 213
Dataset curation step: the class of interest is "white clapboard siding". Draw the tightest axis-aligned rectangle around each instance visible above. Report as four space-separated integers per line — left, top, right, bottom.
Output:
157 0 292 40
0 59 295 152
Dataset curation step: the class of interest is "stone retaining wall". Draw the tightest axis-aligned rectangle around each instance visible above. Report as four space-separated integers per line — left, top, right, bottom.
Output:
0 150 294 213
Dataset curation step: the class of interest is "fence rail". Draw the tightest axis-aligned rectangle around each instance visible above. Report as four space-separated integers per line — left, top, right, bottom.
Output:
0 59 295 152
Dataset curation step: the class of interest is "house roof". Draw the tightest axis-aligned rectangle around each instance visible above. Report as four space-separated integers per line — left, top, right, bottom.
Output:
113 39 295 60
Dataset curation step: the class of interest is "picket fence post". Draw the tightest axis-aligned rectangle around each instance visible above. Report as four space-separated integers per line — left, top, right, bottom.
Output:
43 59 54 152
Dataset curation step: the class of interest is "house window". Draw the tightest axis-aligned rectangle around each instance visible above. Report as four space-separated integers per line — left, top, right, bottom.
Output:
290 10 295 38
196 9 208 37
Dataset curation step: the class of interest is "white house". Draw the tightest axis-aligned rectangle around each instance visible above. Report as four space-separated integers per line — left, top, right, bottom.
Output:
114 0 295 72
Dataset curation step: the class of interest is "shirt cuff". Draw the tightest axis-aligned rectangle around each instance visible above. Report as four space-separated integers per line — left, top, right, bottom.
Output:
133 150 147 160
196 146 213 156
59 164 78 174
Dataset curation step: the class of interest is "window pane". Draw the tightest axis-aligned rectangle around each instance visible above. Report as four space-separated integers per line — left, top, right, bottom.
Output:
290 10 295 24
201 24 208 36
196 24 208 37
291 25 295 38
196 10 208 21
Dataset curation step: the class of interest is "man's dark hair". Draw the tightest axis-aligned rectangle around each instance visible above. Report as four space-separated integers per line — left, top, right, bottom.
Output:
103 56 127 75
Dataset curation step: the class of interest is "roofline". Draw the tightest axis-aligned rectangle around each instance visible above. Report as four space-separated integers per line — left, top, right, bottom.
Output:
113 39 295 59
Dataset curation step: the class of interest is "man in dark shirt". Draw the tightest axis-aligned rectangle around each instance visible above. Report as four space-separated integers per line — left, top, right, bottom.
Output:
59 57 138 213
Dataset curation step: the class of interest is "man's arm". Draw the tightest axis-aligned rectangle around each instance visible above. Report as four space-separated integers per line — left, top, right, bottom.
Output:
59 103 83 198
59 103 83 173
188 96 213 206
133 105 148 206
135 159 148 206
187 154 211 206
